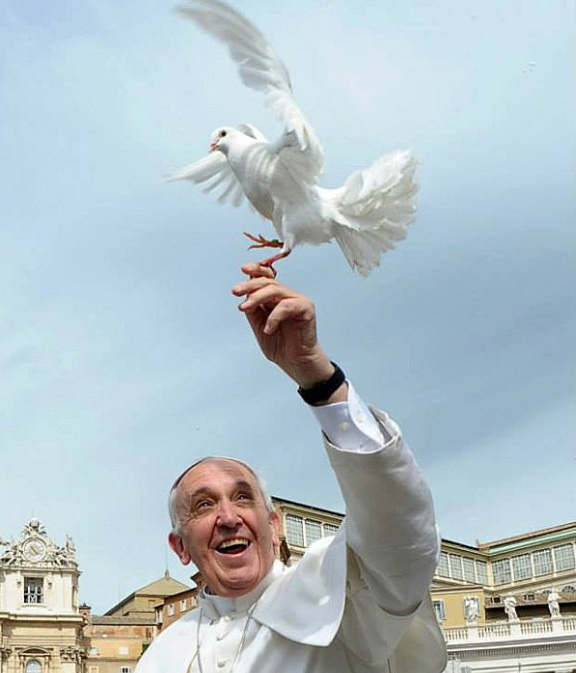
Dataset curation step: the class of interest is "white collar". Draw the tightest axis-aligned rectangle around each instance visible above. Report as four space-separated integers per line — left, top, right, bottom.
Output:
198 560 285 620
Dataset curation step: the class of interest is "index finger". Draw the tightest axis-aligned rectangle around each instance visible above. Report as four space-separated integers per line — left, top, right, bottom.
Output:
241 262 276 280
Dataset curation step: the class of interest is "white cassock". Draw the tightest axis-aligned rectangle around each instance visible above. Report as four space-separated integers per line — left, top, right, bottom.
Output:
135 384 447 673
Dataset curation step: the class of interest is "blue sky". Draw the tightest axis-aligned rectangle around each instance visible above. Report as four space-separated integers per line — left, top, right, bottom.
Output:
1 0 574 612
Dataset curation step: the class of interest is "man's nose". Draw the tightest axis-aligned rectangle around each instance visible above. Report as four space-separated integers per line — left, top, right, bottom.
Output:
216 501 241 527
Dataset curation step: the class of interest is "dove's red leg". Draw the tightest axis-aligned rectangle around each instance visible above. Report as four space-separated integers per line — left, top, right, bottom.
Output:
243 232 283 250
260 249 291 278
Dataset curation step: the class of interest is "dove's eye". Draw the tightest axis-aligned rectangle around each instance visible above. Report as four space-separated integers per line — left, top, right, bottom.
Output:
219 130 227 138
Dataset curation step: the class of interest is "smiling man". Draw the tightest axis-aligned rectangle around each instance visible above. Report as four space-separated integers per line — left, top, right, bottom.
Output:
168 458 281 597
135 263 447 673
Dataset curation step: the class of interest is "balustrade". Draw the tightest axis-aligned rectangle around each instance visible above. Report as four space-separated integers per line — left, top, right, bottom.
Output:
443 616 576 644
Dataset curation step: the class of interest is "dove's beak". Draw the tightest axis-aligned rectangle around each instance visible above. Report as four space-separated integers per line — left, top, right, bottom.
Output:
209 142 218 152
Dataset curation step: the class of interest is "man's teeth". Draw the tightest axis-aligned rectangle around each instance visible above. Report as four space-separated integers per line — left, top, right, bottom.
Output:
217 539 250 553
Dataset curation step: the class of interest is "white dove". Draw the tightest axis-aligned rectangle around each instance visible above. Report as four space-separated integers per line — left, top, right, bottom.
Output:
169 0 419 276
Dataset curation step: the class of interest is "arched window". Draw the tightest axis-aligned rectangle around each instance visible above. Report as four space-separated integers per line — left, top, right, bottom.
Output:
25 661 42 673
562 584 576 593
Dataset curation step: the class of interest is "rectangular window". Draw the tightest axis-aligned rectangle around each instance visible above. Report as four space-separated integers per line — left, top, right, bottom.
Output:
23 577 43 604
554 544 575 572
432 600 446 621
437 552 450 578
512 554 532 581
492 559 512 585
323 523 339 537
305 519 322 545
462 557 476 582
167 604 175 616
120 668 132 673
475 561 488 584
450 554 463 580
180 599 187 610
533 549 553 576
285 514 304 547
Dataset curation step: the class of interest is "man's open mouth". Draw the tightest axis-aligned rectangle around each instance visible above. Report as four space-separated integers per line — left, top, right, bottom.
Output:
216 538 251 555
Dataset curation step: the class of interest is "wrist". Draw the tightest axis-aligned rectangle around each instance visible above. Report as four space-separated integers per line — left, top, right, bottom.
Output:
276 345 334 389
297 361 347 406
288 355 335 389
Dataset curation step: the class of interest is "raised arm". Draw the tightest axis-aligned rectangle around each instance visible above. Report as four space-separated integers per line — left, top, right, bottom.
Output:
232 263 347 403
232 263 438 617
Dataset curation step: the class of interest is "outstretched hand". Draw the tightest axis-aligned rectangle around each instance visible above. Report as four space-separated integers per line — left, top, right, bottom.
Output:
232 264 335 389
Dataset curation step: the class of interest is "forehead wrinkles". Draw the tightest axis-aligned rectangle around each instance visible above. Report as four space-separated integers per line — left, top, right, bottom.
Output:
176 459 259 507
172 457 260 492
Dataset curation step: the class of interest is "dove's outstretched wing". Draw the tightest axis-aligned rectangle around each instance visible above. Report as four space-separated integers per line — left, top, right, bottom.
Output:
166 152 246 207
176 0 324 183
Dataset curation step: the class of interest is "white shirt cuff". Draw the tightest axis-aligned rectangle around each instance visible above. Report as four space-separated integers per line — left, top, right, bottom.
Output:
310 381 388 452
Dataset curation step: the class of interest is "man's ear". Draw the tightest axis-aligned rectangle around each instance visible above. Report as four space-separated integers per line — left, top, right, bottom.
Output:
168 532 191 565
269 511 281 552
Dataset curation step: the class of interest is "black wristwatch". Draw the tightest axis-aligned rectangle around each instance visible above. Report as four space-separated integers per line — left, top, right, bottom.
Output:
297 362 346 405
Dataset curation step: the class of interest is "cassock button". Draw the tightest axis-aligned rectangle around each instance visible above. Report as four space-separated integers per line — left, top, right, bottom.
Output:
339 421 350 432
217 659 227 668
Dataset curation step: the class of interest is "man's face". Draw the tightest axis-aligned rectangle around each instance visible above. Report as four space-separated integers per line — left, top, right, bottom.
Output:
168 459 280 597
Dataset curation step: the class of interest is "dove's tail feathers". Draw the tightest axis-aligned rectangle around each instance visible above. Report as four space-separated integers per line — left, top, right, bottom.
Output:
333 150 419 276
332 229 385 277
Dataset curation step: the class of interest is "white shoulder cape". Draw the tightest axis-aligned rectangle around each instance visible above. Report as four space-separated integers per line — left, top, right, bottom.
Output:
136 527 446 673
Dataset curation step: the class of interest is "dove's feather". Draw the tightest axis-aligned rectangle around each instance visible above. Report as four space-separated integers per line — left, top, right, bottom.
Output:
332 228 397 277
235 123 267 142
176 0 324 183
274 129 323 186
166 151 246 208
166 152 226 183
329 151 419 276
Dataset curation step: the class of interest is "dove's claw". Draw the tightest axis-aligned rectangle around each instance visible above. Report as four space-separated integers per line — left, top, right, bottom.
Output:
259 249 291 278
243 232 283 250
261 262 278 279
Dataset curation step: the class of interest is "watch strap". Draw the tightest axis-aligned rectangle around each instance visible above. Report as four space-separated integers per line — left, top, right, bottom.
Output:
297 362 346 405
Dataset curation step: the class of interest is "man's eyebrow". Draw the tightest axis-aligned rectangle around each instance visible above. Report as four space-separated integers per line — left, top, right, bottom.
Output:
187 486 216 501
187 480 256 500
234 479 256 494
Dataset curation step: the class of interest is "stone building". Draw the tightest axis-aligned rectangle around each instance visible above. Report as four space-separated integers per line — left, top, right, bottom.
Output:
0 519 84 673
432 522 576 673
0 521 189 673
270 499 576 673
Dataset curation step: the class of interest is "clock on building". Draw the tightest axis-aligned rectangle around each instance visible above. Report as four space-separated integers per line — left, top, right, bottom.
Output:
22 538 48 563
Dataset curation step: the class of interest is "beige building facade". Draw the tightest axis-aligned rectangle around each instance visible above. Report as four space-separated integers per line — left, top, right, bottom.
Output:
0 521 189 673
0 519 84 673
271 499 576 673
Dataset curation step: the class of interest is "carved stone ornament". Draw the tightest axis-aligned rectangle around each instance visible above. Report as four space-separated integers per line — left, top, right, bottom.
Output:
0 519 77 568
0 647 13 661
60 645 86 663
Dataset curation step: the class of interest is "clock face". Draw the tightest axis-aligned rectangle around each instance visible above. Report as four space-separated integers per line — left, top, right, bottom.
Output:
22 538 47 562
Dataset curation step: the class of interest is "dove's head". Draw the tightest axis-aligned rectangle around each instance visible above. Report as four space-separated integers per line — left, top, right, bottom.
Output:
209 126 236 154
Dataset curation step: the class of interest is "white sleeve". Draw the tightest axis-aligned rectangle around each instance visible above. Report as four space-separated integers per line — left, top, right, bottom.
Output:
324 414 439 616
310 381 390 452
